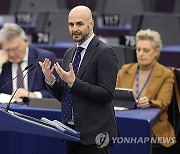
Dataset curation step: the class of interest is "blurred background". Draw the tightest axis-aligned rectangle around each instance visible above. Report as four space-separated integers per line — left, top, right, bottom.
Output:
0 0 180 69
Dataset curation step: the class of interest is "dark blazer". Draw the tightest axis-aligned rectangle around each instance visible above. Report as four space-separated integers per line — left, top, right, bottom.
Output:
0 46 56 98
49 36 119 145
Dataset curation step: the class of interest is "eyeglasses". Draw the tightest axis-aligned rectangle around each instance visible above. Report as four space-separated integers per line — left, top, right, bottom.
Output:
4 45 21 53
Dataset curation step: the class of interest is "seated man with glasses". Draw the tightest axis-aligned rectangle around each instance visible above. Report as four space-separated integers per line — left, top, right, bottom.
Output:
0 23 56 99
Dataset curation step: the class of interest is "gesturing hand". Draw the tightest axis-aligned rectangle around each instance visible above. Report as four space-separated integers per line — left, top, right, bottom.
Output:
39 58 55 83
54 62 75 86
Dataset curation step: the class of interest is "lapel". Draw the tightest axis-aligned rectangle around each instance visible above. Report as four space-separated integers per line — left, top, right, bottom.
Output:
122 63 138 88
4 62 13 93
145 61 163 98
77 36 99 78
27 46 39 89
64 46 77 71
120 62 164 99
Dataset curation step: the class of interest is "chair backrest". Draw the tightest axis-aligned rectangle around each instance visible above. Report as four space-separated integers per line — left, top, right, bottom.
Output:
112 45 137 70
66 0 96 11
94 0 105 15
9 0 66 25
174 0 180 13
0 0 11 14
9 0 65 14
131 13 180 45
103 0 146 24
35 9 73 43
154 0 175 12
168 68 180 141
112 45 126 70
124 47 137 64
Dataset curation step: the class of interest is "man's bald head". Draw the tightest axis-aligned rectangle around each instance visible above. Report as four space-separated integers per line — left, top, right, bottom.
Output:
69 5 93 22
68 6 94 45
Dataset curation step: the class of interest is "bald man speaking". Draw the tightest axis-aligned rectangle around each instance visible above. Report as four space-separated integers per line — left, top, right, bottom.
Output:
39 6 118 154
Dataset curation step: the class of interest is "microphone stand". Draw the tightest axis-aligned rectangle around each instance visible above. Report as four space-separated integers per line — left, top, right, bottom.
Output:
5 65 36 112
5 71 28 112
0 64 33 91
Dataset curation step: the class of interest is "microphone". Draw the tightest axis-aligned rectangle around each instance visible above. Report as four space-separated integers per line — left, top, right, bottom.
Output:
5 65 36 112
0 64 33 91
28 65 36 72
25 64 34 70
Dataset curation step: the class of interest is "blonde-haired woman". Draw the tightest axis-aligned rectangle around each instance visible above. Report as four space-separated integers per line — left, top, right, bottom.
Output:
116 29 176 153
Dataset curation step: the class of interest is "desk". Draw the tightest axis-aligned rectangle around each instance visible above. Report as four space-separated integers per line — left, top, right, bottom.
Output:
112 108 160 154
0 104 160 154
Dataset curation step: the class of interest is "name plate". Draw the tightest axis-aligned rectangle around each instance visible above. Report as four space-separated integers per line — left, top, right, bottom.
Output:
103 14 120 26
32 32 50 44
119 35 136 47
15 12 33 24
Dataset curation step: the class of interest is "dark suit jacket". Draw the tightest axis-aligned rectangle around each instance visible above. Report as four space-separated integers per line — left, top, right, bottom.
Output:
49 36 119 145
0 46 56 98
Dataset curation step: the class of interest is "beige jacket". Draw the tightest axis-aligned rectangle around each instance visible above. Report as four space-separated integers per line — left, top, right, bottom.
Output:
116 61 176 147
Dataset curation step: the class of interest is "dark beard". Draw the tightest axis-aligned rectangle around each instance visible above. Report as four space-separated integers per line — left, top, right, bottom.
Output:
71 27 90 43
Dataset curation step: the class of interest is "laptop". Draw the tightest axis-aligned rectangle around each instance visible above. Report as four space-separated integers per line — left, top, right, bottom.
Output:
112 88 137 110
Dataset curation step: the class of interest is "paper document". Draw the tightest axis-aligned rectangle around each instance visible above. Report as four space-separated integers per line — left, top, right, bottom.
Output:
0 93 22 104
114 106 129 111
41 117 80 137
